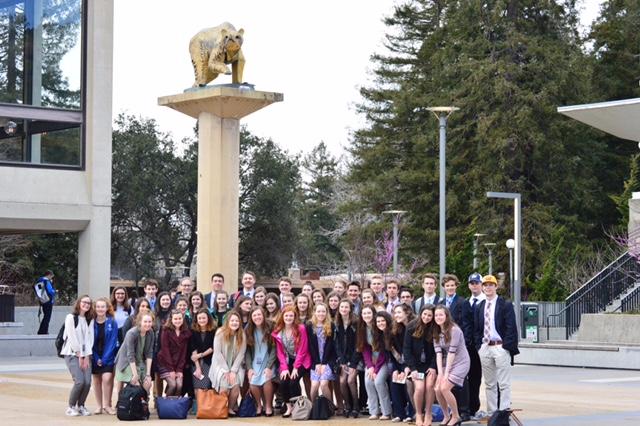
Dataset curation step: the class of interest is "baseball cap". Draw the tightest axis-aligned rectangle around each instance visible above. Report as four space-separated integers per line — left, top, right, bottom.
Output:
482 275 498 285
468 272 482 283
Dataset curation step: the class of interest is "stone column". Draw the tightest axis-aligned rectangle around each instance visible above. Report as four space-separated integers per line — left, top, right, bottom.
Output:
158 86 283 294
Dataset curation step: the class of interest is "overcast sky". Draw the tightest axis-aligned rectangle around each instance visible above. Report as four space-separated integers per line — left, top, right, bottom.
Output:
112 0 604 157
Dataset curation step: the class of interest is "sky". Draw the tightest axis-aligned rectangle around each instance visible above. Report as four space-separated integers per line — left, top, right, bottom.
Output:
112 0 604 157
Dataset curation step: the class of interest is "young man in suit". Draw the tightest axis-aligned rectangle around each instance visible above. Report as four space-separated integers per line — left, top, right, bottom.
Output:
473 275 519 416
461 272 486 419
204 273 225 310
413 273 442 312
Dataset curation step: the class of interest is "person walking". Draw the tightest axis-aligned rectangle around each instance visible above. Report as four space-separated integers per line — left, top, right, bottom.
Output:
36 270 56 335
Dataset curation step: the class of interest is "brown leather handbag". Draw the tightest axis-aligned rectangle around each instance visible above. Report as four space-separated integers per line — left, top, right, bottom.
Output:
196 389 229 419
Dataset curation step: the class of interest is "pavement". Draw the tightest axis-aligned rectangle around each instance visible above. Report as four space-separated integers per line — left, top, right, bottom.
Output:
0 357 639 425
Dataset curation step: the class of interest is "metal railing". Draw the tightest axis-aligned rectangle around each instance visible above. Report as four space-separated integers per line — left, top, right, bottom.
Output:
621 286 640 313
544 252 640 339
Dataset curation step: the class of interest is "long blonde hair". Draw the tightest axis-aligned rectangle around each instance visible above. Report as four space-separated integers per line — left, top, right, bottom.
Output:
310 302 332 337
220 311 244 347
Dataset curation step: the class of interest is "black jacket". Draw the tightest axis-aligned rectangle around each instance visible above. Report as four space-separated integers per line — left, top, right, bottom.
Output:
413 295 442 313
389 326 407 372
335 321 359 368
306 323 337 369
447 295 466 327
403 320 437 373
473 296 519 357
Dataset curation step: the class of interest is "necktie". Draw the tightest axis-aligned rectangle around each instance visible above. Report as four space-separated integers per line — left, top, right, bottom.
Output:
483 301 492 344
472 297 478 311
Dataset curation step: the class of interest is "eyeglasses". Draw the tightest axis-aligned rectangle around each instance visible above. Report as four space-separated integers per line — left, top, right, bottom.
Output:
81 301 91 305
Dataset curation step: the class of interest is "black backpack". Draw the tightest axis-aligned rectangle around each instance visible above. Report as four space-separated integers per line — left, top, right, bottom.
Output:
310 395 334 420
488 409 512 426
117 384 150 421
55 315 78 358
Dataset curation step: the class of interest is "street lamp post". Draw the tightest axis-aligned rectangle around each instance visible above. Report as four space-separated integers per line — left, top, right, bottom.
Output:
506 238 515 298
382 210 407 277
484 242 496 275
473 233 487 270
426 106 459 298
487 191 522 333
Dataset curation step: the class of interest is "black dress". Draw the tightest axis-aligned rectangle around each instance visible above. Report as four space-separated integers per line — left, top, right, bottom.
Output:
190 330 215 389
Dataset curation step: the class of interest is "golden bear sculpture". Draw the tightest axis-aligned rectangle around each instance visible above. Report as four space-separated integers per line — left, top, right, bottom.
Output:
189 22 245 87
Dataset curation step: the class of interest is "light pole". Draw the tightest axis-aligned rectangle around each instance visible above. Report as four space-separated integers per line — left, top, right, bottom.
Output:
484 242 496 275
506 238 515 299
382 210 407 277
426 106 459 298
473 233 487 270
487 191 522 333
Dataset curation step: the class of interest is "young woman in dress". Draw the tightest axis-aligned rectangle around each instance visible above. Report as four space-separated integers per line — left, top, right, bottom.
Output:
91 297 118 415
153 292 173 399
357 305 392 420
209 311 247 416
389 303 415 422
157 310 192 396
271 306 311 417
433 306 470 426
110 286 133 344
335 299 360 418
114 312 155 394
403 305 437 426
264 292 281 322
306 302 336 402
190 308 216 391
212 290 229 326
245 306 276 416
62 295 95 417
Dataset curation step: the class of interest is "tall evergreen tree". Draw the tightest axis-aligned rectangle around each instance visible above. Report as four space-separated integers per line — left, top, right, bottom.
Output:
349 0 621 295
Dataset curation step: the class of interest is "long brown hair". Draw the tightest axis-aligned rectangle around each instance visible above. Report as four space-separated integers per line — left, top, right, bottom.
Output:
356 306 376 352
273 306 301 344
163 309 188 332
295 293 312 320
334 298 357 328
433 305 454 344
110 286 131 311
392 303 414 336
72 295 95 321
412 304 435 338
191 308 216 332
246 306 273 347
375 310 392 351
219 311 244 346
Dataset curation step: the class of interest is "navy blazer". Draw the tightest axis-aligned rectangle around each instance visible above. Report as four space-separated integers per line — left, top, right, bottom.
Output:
447 295 465 327
413 295 443 313
306 323 337 369
461 299 478 346
203 292 216 310
335 322 359 368
472 297 519 357
402 320 437 373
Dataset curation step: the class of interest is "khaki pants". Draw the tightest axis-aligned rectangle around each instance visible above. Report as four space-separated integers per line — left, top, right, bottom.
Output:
478 344 512 414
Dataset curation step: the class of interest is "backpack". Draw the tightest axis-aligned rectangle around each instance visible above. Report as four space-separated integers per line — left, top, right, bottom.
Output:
117 384 150 421
310 395 334 420
488 409 512 426
55 315 78 358
34 280 50 304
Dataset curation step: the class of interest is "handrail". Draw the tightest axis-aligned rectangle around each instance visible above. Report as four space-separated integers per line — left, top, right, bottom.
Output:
621 285 640 313
544 251 640 340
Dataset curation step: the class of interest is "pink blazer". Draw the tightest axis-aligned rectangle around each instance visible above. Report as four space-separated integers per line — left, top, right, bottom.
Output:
272 324 312 373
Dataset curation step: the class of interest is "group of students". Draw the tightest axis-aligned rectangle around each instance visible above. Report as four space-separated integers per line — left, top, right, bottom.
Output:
60 271 519 426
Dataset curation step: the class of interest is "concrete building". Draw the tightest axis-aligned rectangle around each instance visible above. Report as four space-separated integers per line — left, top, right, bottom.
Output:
0 1 113 297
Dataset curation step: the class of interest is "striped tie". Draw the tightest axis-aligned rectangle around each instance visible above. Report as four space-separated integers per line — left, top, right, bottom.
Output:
483 301 492 344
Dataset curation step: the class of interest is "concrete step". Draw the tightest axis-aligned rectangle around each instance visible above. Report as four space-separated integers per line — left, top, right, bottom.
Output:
0 334 58 357
518 341 640 370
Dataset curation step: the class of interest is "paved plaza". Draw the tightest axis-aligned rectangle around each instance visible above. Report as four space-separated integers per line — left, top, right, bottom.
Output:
0 357 638 425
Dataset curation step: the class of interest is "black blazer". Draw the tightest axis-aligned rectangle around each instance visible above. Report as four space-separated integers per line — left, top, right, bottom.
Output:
402 320 437 373
447 295 466 327
203 292 216 310
335 321 359 368
306 323 337 369
461 299 477 346
473 297 519 357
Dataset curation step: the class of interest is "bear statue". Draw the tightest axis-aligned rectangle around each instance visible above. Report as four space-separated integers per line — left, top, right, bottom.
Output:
189 22 245 87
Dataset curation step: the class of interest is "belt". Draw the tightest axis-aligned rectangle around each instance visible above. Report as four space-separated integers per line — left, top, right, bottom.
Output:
488 340 503 346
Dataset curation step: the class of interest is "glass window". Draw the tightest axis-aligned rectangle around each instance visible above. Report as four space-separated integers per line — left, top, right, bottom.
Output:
0 0 83 168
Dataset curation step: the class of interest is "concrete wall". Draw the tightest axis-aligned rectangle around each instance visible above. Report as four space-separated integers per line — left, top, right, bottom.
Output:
518 342 640 370
0 306 71 335
577 313 640 344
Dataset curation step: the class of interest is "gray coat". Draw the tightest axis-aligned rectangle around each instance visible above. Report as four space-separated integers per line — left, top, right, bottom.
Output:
114 326 155 372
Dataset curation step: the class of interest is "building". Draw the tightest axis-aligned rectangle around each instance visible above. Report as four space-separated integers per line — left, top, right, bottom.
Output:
0 0 113 297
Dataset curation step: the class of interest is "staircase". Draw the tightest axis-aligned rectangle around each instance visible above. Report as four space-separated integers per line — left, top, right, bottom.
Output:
550 252 640 339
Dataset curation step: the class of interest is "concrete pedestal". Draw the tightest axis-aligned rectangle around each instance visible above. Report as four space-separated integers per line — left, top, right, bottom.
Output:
158 86 283 294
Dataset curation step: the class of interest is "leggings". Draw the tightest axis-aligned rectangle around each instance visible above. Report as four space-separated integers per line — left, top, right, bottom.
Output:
279 357 308 401
65 356 92 407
